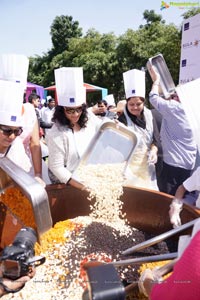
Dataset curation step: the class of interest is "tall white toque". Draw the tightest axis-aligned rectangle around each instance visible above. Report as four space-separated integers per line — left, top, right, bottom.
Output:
123 69 146 99
0 53 29 90
55 67 86 107
0 80 25 126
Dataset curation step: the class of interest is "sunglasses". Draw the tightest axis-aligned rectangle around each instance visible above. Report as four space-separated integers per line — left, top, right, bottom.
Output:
64 107 83 114
0 126 23 137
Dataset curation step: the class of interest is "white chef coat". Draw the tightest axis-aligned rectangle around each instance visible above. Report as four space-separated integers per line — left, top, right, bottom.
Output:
47 110 102 183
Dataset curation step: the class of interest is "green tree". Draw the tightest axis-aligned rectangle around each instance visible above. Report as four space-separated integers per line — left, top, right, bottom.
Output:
181 7 200 19
28 10 182 100
116 11 181 98
28 15 83 86
50 15 82 55
140 9 165 28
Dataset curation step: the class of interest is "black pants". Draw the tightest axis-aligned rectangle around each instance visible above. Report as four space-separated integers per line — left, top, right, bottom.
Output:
159 161 193 196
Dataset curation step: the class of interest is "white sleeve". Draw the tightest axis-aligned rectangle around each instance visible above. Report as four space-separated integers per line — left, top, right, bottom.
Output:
7 138 32 173
47 127 72 184
183 167 200 192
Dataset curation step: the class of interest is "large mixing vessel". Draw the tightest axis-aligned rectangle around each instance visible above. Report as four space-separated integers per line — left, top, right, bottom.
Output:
46 183 200 236
1 180 199 249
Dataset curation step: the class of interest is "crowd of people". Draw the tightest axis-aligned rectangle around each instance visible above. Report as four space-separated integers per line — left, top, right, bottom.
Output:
0 53 200 298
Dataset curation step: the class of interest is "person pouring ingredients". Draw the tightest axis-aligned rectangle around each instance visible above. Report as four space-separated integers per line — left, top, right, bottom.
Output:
47 67 102 190
118 69 159 190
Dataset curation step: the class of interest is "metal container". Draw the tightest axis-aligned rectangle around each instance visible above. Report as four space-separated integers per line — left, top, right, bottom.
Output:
146 53 176 99
0 157 52 246
46 184 200 237
76 121 139 166
1 158 200 247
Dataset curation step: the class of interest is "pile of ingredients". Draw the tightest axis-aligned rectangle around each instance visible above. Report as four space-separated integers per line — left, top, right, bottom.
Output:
0 163 176 300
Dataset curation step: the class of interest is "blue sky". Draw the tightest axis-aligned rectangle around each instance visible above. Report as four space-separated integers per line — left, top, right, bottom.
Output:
0 0 194 57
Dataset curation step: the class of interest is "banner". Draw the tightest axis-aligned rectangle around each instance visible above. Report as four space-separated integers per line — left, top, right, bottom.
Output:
179 13 200 84
176 78 200 152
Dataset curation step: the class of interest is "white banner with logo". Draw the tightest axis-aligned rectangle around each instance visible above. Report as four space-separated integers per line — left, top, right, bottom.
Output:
179 13 200 84
176 78 200 152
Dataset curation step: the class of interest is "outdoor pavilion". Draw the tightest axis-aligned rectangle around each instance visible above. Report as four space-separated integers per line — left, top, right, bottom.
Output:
26 82 45 102
44 83 108 103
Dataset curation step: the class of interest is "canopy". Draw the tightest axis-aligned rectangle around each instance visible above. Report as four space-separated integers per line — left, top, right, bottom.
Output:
45 83 108 101
26 82 45 101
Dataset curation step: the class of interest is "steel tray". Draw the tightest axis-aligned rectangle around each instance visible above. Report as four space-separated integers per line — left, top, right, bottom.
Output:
146 53 176 99
0 157 52 243
76 121 139 166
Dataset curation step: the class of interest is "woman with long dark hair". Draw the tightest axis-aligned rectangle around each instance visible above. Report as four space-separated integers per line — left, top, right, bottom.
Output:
47 67 102 190
118 69 159 190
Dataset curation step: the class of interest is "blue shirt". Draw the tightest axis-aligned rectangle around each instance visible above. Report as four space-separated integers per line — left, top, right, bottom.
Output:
149 92 197 170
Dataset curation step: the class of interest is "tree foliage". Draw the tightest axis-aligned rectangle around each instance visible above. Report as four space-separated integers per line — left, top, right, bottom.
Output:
140 9 165 28
181 7 200 19
28 10 198 100
50 15 82 55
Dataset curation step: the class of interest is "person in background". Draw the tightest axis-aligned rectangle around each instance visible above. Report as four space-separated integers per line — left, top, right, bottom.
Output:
149 66 197 196
47 67 102 190
40 97 56 142
109 100 126 118
39 98 47 118
28 93 53 131
27 93 51 161
101 94 117 119
118 69 159 190
91 99 117 120
96 99 108 117
41 96 56 123
104 94 116 111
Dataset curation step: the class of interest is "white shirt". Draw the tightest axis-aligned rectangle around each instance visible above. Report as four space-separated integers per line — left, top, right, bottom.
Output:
41 106 55 123
47 110 102 183
6 138 32 173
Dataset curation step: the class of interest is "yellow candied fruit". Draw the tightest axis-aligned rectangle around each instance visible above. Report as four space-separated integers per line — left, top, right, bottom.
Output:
0 186 36 229
138 260 172 279
35 219 77 255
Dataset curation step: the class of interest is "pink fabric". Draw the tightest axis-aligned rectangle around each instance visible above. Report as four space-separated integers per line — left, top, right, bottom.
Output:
150 231 200 300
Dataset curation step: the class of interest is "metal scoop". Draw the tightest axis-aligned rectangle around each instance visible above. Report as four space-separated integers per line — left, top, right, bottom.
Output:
83 252 178 269
82 256 178 299
0 157 52 243
122 218 199 256
125 257 178 294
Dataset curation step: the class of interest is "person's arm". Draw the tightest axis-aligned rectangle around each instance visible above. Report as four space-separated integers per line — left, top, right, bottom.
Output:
138 268 159 298
148 144 158 164
0 268 35 298
29 120 42 178
174 184 187 200
149 66 160 94
67 178 87 191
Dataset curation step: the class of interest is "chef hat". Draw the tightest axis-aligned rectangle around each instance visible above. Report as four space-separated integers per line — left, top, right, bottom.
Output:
104 94 116 107
123 69 145 99
109 100 126 113
46 95 52 101
0 54 29 89
0 80 25 126
54 67 86 107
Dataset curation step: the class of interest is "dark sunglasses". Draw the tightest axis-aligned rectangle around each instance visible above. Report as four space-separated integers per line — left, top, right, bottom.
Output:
0 126 23 137
64 107 83 114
